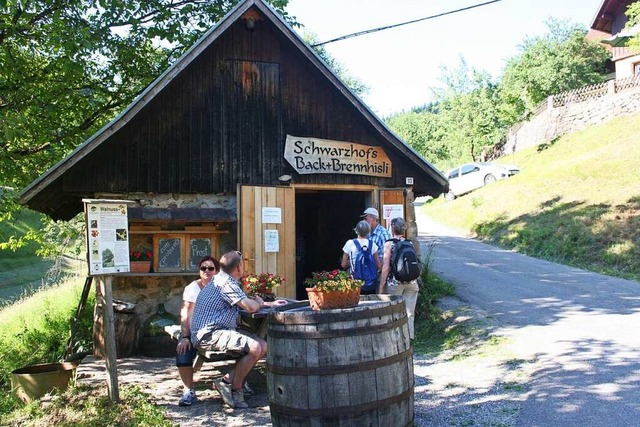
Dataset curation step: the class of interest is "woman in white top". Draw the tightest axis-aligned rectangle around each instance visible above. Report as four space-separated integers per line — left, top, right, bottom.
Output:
176 256 219 406
340 220 381 294
378 217 420 339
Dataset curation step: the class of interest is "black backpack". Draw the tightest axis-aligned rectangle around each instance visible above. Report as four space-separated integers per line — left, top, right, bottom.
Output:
390 238 421 282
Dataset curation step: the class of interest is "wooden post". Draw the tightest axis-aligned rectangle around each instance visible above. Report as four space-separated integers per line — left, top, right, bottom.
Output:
97 275 119 402
404 187 422 259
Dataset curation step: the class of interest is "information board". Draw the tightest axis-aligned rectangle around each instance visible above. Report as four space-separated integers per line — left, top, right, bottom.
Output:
84 200 131 275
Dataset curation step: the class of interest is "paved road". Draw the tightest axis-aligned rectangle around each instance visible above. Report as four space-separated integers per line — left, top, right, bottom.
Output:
416 212 640 426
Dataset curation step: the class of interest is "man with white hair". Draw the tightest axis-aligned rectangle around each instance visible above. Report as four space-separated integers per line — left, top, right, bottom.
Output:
361 207 390 260
361 207 391 293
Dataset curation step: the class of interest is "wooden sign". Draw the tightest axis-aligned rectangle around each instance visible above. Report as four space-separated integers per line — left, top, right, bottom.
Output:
284 135 392 178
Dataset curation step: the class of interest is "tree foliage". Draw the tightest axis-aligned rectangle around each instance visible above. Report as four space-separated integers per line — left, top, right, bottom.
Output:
435 60 506 163
387 19 609 169
0 0 293 191
625 1 640 52
500 19 609 121
386 110 449 164
0 0 293 256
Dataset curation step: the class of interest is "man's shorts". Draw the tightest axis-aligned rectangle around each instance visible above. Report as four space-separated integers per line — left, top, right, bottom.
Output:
176 347 196 367
196 329 258 357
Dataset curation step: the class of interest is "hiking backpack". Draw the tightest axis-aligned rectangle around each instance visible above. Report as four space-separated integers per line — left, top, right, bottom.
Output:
352 239 378 292
390 238 421 282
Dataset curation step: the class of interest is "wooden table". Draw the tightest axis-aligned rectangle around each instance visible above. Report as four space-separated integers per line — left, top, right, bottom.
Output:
239 299 300 339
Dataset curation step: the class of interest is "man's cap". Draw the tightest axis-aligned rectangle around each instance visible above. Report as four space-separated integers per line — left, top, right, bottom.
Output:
361 207 379 219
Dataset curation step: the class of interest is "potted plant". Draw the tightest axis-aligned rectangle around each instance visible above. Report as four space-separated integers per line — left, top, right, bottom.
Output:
130 249 153 273
241 272 283 295
304 269 363 310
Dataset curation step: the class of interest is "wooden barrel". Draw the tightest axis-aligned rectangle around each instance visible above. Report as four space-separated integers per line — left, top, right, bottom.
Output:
266 295 414 427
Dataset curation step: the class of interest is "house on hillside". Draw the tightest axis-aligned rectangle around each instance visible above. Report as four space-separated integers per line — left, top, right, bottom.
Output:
588 0 640 79
18 0 447 353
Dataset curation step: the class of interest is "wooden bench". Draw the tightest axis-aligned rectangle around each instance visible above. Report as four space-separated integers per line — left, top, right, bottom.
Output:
164 325 240 372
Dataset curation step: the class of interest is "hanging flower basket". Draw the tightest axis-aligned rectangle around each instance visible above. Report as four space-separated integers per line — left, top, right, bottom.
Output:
306 287 361 310
304 269 363 310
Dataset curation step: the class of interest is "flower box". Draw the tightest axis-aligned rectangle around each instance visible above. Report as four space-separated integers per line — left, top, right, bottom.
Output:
304 269 363 310
306 287 361 310
130 260 152 273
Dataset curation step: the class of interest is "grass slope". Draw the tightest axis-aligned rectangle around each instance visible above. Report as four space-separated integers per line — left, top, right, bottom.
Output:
422 113 640 281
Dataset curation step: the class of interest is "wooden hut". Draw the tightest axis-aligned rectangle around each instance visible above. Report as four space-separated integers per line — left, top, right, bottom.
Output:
19 0 447 350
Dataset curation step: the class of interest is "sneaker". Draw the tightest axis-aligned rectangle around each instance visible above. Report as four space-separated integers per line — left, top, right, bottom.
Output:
213 378 235 408
178 389 196 407
232 388 249 409
243 382 254 396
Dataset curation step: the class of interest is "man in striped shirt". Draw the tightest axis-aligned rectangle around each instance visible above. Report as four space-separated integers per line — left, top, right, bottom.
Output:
190 251 286 409
362 207 391 293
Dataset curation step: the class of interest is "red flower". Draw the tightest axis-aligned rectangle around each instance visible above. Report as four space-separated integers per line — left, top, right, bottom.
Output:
130 249 152 261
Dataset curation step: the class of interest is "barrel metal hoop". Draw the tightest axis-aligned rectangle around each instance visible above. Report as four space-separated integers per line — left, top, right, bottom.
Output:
266 347 412 375
269 301 403 325
269 385 414 418
267 316 406 339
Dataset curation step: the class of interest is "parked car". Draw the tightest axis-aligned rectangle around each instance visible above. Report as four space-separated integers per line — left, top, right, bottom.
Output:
444 162 520 201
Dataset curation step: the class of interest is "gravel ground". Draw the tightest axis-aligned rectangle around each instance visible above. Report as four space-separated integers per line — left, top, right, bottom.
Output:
413 296 536 427
77 296 535 426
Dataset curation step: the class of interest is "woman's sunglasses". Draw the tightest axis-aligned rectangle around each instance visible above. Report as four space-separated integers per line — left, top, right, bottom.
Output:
199 266 216 272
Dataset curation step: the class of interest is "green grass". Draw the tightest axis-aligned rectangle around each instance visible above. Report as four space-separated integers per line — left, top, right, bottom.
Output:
2 384 174 427
422 113 640 282
0 277 94 415
412 245 457 354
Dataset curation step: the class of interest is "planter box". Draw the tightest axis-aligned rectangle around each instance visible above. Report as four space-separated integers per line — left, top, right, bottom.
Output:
130 261 151 273
306 287 360 310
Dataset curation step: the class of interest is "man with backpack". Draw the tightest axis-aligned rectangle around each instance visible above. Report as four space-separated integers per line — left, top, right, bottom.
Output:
378 217 421 339
341 220 382 294
362 207 391 292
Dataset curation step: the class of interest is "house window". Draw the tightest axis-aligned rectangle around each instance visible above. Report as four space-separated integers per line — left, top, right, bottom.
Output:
634 62 640 76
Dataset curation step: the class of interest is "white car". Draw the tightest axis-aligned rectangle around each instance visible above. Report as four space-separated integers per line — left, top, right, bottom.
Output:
444 162 520 201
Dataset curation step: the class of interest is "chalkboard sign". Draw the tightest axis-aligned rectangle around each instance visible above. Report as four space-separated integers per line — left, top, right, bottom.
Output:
158 238 182 271
189 238 211 270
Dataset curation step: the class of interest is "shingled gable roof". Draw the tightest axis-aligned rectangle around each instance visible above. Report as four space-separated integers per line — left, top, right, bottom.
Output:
20 0 447 220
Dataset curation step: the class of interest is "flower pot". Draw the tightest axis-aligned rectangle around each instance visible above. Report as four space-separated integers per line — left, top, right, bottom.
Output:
305 287 361 310
11 362 77 403
130 260 151 273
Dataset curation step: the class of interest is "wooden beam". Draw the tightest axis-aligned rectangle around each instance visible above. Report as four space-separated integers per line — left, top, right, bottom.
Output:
97 276 120 402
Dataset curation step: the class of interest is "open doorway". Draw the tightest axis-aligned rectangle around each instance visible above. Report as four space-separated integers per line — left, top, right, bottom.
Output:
294 190 369 299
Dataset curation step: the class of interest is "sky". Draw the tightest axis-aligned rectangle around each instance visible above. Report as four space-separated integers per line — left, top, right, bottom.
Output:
285 0 605 117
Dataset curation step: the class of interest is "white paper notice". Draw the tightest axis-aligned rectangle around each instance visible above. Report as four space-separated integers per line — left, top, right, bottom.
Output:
262 207 282 224
383 204 404 222
264 230 279 253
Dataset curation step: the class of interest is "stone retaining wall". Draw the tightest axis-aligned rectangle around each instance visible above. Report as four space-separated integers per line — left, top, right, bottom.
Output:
503 79 640 154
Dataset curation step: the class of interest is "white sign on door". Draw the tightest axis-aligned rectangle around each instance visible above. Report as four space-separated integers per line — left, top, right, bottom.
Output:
262 207 282 224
